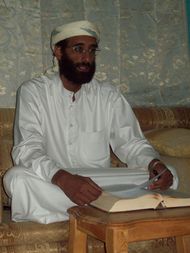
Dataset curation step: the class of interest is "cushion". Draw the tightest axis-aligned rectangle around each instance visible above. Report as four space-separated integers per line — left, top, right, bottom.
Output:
145 128 190 158
0 140 13 207
0 140 13 175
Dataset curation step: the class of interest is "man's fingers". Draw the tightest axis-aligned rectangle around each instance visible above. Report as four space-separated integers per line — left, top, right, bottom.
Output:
62 174 102 205
79 184 102 200
149 174 173 190
84 177 102 191
149 167 173 190
73 188 101 206
68 176 102 205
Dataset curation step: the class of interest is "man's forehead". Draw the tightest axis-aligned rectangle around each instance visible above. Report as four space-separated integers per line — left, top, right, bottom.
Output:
67 35 98 46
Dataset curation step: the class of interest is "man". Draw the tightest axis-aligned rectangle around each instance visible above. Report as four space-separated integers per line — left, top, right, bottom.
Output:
3 20 176 224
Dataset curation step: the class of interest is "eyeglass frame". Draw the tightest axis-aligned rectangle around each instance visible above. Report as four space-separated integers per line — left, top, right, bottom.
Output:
66 43 101 57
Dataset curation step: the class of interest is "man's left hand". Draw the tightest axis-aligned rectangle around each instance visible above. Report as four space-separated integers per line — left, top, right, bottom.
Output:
148 160 173 190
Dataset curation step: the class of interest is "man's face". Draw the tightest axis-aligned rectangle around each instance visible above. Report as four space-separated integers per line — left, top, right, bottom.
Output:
58 36 98 85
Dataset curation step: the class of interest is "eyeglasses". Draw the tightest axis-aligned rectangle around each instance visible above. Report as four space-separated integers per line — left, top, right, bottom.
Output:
68 45 100 56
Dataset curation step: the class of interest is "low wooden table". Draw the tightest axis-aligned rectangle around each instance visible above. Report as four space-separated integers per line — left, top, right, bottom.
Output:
68 206 190 253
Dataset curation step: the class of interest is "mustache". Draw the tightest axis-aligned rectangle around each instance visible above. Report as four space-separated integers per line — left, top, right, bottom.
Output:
75 62 92 68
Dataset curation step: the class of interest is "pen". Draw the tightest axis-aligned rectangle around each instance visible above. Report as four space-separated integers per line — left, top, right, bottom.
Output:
152 169 166 182
138 168 168 190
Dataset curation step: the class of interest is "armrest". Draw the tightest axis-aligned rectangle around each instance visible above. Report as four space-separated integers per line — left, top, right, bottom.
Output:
133 107 190 131
0 108 14 210
0 178 3 222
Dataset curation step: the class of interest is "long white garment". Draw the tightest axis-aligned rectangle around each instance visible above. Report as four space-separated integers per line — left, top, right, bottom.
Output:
4 166 178 223
4 73 166 224
4 166 151 223
11 73 159 181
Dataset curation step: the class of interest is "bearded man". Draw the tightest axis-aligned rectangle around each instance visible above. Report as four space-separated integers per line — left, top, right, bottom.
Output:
3 20 177 224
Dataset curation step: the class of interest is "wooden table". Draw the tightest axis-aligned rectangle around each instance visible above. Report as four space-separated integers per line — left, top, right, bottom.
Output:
68 206 190 253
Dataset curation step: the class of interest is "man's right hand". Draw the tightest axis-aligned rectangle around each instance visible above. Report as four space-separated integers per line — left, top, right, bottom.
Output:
52 170 102 206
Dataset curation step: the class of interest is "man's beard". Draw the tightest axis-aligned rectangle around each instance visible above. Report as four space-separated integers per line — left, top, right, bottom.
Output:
58 52 96 85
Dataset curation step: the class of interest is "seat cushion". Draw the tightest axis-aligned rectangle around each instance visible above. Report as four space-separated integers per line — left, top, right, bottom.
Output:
1 208 105 253
0 140 13 175
145 128 190 158
0 140 13 207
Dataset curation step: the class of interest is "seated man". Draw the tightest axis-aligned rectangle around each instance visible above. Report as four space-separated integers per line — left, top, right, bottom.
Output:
3 20 176 224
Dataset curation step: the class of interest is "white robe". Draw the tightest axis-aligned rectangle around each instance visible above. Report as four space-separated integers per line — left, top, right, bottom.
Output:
3 73 177 223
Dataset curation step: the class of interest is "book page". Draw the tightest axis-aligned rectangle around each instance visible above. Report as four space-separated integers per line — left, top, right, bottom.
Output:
91 189 162 212
91 169 190 212
93 170 170 212
161 189 190 208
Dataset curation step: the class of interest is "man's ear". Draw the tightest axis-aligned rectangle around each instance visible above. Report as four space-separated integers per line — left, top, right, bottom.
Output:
53 46 62 60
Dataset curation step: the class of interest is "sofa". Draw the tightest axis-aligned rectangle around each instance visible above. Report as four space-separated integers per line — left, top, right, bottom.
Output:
0 106 190 253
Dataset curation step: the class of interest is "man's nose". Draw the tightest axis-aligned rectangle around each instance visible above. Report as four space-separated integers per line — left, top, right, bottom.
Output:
81 51 94 63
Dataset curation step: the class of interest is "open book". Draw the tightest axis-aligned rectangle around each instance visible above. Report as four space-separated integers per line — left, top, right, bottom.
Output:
90 173 190 212
91 187 190 212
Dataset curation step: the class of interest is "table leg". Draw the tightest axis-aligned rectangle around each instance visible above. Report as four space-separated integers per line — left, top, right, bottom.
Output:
105 228 128 253
176 235 190 253
69 214 87 253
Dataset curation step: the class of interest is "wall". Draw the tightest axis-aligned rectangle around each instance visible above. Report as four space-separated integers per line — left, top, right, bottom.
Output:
0 0 190 107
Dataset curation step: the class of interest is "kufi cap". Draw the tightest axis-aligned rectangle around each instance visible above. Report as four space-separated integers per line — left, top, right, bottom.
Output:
51 20 100 48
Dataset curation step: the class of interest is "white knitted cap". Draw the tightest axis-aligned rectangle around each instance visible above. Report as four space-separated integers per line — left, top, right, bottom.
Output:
51 20 100 48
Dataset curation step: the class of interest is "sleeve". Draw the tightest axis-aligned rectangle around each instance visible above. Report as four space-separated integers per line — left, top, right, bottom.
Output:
109 91 160 170
12 82 61 182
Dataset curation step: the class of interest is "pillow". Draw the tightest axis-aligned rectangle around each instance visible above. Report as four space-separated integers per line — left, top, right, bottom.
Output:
145 128 190 158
